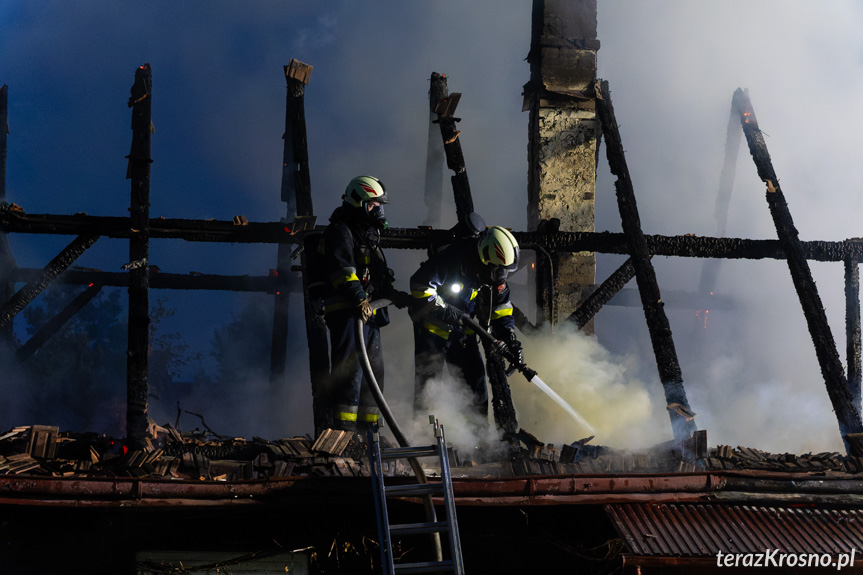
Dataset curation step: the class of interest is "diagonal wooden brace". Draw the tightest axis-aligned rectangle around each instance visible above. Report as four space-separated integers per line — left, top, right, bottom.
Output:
0 234 99 329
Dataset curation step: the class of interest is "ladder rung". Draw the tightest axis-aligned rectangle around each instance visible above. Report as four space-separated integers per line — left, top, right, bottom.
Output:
394 559 455 573
390 521 451 536
385 483 444 497
380 445 438 459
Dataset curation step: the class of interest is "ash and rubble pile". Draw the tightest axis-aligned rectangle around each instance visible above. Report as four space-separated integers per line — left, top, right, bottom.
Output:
2 423 861 480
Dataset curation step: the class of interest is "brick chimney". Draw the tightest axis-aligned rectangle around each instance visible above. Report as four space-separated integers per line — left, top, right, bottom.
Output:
525 0 599 327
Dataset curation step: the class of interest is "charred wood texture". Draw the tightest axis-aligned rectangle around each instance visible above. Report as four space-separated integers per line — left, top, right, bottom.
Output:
271 61 311 382
0 234 98 329
568 257 636 330
10 209 863 262
431 72 474 224
276 61 331 435
17 283 102 360
735 87 863 443
281 60 314 218
0 85 6 202
10 268 288 293
596 80 696 443
126 63 152 451
846 259 862 412
699 95 743 295
485 347 519 435
424 73 447 228
476 289 519 435
0 84 15 342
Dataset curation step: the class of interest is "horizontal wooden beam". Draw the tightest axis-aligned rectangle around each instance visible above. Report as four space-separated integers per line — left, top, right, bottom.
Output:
9 268 294 293
5 208 863 262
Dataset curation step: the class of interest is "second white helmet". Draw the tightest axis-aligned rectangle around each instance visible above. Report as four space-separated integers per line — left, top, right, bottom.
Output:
478 226 519 269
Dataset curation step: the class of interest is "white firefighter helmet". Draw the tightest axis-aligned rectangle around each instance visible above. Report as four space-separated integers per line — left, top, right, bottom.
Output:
343 175 388 208
478 226 519 269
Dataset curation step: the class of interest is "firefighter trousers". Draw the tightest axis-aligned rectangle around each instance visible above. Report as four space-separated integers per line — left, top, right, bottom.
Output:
325 311 385 431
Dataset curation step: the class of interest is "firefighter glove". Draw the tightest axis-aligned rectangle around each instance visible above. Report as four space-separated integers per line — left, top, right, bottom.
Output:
492 339 510 361
357 298 374 323
508 339 524 369
436 297 465 327
387 289 413 310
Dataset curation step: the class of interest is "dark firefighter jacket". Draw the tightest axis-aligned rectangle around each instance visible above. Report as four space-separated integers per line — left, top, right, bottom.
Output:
409 238 514 340
321 205 392 319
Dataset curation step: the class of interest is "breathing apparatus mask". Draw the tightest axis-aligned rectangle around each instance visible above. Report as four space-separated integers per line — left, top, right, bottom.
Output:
366 202 388 230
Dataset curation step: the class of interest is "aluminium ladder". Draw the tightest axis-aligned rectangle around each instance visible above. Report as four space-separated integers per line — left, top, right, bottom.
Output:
368 417 465 574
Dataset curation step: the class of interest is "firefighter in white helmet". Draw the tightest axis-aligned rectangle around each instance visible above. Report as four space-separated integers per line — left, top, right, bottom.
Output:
409 225 524 417
319 175 395 432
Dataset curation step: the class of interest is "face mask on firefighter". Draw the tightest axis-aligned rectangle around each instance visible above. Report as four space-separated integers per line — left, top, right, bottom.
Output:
366 202 388 229
477 263 508 285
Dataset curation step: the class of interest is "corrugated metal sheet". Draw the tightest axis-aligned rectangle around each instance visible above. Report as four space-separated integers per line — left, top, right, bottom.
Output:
606 503 863 557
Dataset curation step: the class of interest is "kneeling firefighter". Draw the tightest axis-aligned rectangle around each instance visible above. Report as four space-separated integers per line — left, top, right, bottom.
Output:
409 225 525 417
319 175 395 432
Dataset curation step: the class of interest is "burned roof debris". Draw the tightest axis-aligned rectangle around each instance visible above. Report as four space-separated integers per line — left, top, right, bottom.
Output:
3 423 862 485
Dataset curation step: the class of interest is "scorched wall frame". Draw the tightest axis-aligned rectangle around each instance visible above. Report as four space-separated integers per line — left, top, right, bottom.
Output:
1 65 863 450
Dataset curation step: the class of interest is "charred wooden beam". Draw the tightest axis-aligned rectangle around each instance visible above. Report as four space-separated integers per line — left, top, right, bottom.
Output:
0 210 301 243
302 233 332 436
568 257 635 329
126 63 152 451
0 234 98 329
271 60 312 383
699 94 743 295
0 85 6 202
0 84 15 343
431 72 474 224
596 79 696 443
17 282 102 360
277 61 331 434
10 268 287 292
846 259 861 412
734 87 863 444
517 231 863 263
486 348 519 435
14 208 863 263
423 73 447 228
10 203 863 263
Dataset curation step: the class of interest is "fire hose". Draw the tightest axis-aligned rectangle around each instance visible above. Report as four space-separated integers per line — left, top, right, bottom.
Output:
459 312 596 434
354 293 595 559
355 298 443 562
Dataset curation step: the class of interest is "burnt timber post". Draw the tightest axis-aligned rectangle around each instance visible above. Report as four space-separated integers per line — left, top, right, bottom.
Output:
126 63 152 450
0 85 16 343
734 88 863 445
271 60 311 382
424 74 447 228
846 258 862 411
596 80 697 443
276 61 331 435
525 0 599 328
431 72 518 434
699 95 743 296
431 72 474 225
